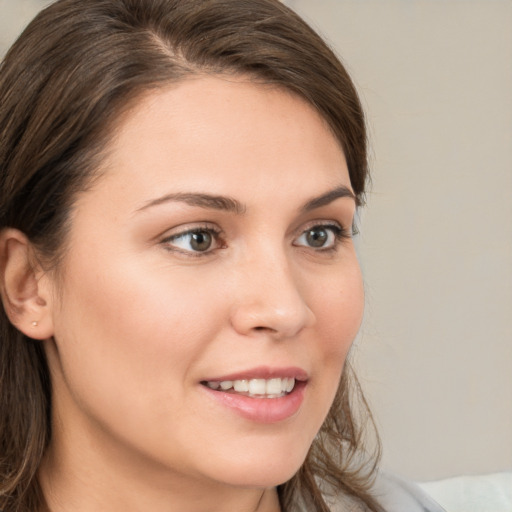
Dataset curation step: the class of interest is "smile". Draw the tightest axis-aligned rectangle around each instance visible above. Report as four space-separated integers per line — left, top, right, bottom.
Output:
200 367 308 422
203 377 296 398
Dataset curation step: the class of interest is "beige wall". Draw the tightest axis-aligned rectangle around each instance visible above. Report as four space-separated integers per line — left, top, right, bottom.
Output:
286 0 512 481
2 0 511 482
0 0 45 53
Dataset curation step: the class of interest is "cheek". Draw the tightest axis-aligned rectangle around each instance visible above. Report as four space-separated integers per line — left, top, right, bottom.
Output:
50 255 226 423
55 261 223 370
48 256 237 473
313 262 364 354
310 262 364 405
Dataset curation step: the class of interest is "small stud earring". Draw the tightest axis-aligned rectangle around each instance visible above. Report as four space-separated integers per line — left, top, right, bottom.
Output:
32 321 38 327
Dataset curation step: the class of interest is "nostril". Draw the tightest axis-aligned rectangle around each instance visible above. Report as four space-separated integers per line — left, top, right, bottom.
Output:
253 326 276 332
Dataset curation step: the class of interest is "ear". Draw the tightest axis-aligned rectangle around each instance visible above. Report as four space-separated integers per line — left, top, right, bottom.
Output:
0 228 54 340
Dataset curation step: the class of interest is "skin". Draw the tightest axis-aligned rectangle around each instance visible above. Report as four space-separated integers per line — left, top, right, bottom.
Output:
26 77 364 512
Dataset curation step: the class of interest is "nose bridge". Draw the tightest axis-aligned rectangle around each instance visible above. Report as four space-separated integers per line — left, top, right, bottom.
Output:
230 243 315 338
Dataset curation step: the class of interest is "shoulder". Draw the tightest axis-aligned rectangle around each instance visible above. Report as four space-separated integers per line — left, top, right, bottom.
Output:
370 472 447 512
316 472 447 512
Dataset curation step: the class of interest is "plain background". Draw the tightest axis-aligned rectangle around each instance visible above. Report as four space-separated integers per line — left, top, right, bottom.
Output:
2 0 511 482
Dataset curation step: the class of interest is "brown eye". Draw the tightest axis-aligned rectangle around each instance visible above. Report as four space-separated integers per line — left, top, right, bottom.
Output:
164 227 221 254
305 227 329 247
294 223 344 250
189 231 213 251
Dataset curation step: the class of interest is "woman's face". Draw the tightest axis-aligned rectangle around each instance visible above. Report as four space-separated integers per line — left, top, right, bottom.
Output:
43 77 364 492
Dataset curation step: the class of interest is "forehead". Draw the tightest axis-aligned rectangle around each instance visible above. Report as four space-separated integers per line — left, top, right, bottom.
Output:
88 76 350 211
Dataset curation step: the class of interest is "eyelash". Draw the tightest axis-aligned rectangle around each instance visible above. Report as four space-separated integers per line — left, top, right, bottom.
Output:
161 222 351 257
293 222 351 253
161 224 225 257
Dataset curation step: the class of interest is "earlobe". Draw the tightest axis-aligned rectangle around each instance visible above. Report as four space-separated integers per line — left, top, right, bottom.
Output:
0 228 54 340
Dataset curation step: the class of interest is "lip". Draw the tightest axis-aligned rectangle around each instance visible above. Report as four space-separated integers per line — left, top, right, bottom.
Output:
200 366 308 424
201 366 309 382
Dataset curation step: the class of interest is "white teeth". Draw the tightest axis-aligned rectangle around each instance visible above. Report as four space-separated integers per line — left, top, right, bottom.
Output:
249 379 266 395
266 378 283 395
206 377 296 397
219 380 233 390
233 379 249 392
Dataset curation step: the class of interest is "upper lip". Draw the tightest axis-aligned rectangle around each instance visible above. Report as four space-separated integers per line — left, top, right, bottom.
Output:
201 366 308 382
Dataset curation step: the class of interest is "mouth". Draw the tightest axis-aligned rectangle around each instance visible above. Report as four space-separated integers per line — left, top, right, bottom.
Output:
199 367 308 422
201 377 296 399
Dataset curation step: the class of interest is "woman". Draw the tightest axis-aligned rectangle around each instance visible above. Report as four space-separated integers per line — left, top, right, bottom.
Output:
0 1 444 511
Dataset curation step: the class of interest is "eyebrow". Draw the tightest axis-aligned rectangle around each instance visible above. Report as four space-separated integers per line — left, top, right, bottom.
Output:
300 185 356 212
137 192 246 215
136 185 356 215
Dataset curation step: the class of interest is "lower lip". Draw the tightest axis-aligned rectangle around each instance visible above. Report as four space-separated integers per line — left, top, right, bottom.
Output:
201 381 306 424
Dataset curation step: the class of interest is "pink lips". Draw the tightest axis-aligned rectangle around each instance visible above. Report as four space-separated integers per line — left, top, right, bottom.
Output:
200 366 308 424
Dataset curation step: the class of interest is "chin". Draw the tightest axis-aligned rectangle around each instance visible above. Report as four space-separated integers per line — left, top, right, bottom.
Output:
221 466 300 490
207 443 309 489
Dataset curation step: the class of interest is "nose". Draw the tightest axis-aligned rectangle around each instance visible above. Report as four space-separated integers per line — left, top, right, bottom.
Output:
229 252 316 339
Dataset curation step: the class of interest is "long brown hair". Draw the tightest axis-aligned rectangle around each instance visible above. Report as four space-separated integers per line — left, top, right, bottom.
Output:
0 1 381 510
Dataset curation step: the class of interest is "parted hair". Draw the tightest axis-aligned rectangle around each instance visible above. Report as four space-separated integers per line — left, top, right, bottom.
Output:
0 1 381 511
